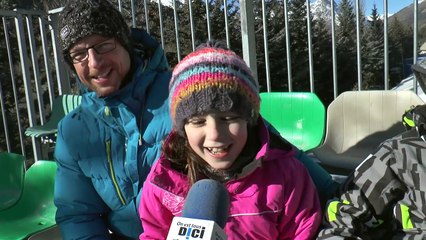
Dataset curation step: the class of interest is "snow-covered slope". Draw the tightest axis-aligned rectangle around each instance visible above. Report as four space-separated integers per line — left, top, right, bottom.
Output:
392 75 426 102
311 0 335 21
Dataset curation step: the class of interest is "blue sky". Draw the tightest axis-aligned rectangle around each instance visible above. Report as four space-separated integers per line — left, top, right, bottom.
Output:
362 0 414 15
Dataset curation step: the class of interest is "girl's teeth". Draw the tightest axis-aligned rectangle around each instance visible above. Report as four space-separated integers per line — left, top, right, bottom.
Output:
208 147 225 154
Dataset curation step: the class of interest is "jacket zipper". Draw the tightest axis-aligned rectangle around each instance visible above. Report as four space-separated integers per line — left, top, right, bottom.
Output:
106 140 126 205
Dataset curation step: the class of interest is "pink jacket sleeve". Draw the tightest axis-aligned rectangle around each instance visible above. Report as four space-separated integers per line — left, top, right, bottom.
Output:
278 158 322 240
139 178 175 239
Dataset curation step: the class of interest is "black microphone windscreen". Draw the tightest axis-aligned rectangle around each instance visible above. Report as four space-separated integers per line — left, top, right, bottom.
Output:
182 179 230 228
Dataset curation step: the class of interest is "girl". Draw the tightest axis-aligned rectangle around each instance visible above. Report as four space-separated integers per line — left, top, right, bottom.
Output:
139 42 321 239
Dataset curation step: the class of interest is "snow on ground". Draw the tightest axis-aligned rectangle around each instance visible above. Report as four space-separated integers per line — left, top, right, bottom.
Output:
392 75 426 102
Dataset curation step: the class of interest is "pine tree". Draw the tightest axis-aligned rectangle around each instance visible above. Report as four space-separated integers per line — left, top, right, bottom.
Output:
287 0 310 91
0 0 15 9
253 0 287 92
336 0 357 92
362 4 384 89
388 16 413 87
312 15 333 105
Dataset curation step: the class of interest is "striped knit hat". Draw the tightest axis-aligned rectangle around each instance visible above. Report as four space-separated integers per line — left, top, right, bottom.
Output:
169 43 260 133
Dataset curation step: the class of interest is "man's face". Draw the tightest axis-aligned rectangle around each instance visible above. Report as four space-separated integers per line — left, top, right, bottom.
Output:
69 35 131 97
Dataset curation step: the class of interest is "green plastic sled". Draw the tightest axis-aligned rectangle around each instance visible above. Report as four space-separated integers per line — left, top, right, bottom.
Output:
260 92 326 151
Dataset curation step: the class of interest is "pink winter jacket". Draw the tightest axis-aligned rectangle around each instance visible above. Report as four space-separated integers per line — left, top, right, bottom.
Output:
139 121 321 240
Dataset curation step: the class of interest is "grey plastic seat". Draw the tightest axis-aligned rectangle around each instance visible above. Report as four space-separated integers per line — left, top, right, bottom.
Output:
313 90 424 175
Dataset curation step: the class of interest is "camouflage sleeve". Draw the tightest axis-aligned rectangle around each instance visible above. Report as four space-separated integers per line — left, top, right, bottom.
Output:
318 139 406 239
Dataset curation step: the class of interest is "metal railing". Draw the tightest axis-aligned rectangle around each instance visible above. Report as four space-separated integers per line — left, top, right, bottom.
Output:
0 0 422 162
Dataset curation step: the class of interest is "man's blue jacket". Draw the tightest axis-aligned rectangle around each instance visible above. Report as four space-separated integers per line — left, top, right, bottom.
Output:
54 29 171 239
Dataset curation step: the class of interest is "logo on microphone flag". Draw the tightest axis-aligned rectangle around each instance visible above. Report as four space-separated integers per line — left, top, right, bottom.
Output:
166 217 227 240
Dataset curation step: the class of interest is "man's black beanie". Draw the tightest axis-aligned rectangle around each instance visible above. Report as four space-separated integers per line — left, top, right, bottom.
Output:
59 0 130 55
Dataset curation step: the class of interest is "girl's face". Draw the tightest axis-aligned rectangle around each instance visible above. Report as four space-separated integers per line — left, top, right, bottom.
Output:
184 111 248 170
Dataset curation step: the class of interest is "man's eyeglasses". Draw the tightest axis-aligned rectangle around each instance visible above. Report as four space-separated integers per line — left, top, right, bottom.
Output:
68 38 116 63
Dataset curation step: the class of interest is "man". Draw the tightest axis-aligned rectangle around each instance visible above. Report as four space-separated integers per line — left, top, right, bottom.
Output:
318 63 426 239
53 0 171 239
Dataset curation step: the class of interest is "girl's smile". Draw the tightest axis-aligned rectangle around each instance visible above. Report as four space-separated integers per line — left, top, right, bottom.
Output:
184 111 248 170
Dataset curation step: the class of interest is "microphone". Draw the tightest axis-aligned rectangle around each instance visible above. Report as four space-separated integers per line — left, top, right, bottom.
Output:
166 179 229 240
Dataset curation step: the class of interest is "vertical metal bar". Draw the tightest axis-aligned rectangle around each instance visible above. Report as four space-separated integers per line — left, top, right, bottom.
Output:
131 0 136 27
239 0 258 81
283 0 292 91
157 0 165 49
188 0 196 51
205 0 212 41
413 0 419 94
15 13 42 161
331 0 337 98
144 0 150 33
0 25 10 152
306 0 314 92
48 12 70 95
383 0 389 90
118 0 122 12
223 0 230 48
173 0 181 62
39 16 55 106
262 0 271 92
355 0 362 90
0 79 10 152
26 15 46 125
3 17 25 154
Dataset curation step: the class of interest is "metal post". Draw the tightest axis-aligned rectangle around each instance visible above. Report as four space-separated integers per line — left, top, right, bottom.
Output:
306 0 314 92
383 0 389 90
205 0 212 41
239 0 258 82
15 13 42 161
331 0 337 98
356 0 362 90
413 0 419 94
262 0 271 92
284 0 292 91
173 0 181 62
